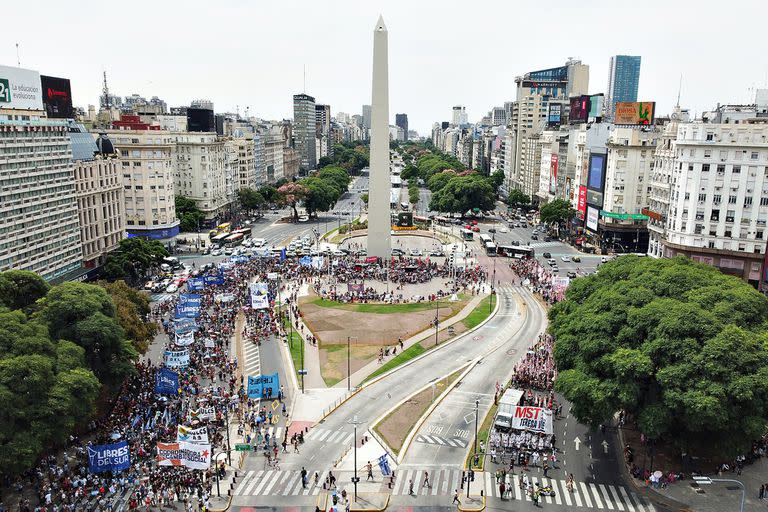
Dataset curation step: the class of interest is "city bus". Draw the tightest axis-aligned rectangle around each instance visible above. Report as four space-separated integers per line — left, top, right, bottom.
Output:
478 234 493 245
461 228 474 241
484 241 497 256
211 232 230 245
232 227 252 240
497 245 535 259
224 232 244 246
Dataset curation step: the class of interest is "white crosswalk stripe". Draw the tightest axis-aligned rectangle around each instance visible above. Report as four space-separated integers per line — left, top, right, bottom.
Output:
305 428 354 444
528 240 564 248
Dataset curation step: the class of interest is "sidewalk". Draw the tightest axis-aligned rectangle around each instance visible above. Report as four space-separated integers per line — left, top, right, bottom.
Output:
339 290 489 389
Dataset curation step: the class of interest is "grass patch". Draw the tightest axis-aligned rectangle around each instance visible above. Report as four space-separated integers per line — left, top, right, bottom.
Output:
374 368 464 455
309 296 439 314
461 294 497 330
364 342 427 382
319 343 382 387
283 317 304 375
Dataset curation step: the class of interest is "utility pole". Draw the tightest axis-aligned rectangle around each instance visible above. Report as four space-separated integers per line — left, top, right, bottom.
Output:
348 416 364 503
434 298 439 346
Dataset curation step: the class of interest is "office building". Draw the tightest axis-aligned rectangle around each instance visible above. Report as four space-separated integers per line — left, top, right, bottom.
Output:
315 104 332 158
362 104 372 130
293 94 317 171
395 113 409 141
452 106 468 126
174 132 228 221
606 55 641 120
255 132 285 185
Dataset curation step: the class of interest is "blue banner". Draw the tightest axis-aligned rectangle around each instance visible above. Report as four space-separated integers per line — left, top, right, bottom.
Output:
187 278 205 291
155 367 179 395
247 372 280 399
174 318 198 334
204 274 224 286
230 255 249 263
179 293 202 306
299 256 312 267
279 248 286 261
87 441 130 474
175 304 200 318
378 454 391 476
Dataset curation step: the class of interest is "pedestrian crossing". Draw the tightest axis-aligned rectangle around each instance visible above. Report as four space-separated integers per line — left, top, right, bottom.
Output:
414 434 468 448
243 341 261 378
528 241 564 249
304 427 354 444
233 467 656 510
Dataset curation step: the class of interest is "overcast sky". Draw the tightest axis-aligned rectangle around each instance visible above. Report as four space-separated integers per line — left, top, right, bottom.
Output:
2 0 765 134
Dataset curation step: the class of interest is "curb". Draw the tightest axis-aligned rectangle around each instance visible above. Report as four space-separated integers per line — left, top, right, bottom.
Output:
360 291 501 391
320 387 362 422
397 361 477 464
458 495 486 512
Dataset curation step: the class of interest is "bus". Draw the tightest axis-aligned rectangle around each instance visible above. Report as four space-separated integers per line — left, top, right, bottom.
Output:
211 232 229 245
400 202 410 211
209 222 232 239
484 241 497 256
232 227 251 240
461 228 474 241
497 245 535 259
478 234 493 245
224 232 244 246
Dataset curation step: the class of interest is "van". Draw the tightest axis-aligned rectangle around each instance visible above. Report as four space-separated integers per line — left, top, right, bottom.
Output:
494 412 513 432
252 238 266 248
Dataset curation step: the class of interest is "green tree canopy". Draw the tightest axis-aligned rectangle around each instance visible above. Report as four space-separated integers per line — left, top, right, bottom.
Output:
317 166 351 195
0 270 50 312
318 142 369 173
427 170 457 192
238 188 265 214
175 196 205 232
507 189 531 207
303 176 341 217
429 173 495 215
103 237 169 283
98 280 156 354
258 185 278 203
539 198 575 226
550 256 768 455
489 170 505 194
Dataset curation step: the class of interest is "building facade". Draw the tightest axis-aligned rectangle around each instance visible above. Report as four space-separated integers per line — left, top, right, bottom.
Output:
605 55 641 120
395 113 409 141
315 104 332 158
174 132 228 221
293 94 317 171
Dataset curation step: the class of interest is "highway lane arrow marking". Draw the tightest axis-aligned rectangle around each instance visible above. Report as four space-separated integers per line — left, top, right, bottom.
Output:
602 440 609 454
574 437 581 451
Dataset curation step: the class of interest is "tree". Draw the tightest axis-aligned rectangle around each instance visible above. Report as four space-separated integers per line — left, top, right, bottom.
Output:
37 282 138 387
277 182 309 221
361 193 369 206
429 174 495 215
550 256 768 456
489 170 505 193
427 170 457 192
303 177 341 217
98 280 156 354
258 185 278 204
507 189 531 207
539 199 575 229
238 188 265 216
175 196 205 233
317 166 351 195
103 237 168 283
0 270 50 312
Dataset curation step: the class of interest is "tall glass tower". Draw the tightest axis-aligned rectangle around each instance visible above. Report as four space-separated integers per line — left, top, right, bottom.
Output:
606 55 641 120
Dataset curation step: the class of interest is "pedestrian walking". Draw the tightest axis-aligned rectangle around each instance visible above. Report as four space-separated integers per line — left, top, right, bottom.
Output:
423 471 430 489
409 480 414 495
366 461 374 481
453 489 460 505
301 467 307 489
499 482 506 500
543 462 549 478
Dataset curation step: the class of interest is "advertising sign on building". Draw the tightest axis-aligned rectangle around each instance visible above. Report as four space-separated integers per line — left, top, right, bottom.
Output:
40 75 73 118
586 206 600 232
569 95 590 124
510 406 553 435
0 65 43 110
549 155 558 195
547 103 562 126
614 101 655 125
577 186 587 219
587 153 607 191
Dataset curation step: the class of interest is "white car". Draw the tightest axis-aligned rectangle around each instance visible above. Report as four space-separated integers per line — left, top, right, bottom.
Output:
165 283 179 293
409 248 423 257
211 249 221 256
298 215 310 222
500 227 509 233
331 249 345 256
601 256 610 263
561 255 571 262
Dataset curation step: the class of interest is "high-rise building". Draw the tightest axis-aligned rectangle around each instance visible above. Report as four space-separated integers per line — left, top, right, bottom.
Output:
491 107 507 126
452 106 467 126
293 94 317 171
362 105 372 129
395 113 409 141
174 132 228 221
605 55 641 120
315 104 332 158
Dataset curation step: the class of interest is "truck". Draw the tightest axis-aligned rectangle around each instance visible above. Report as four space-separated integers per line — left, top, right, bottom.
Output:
493 388 524 431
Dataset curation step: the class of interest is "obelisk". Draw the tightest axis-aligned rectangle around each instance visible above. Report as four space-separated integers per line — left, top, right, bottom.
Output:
367 15 391 259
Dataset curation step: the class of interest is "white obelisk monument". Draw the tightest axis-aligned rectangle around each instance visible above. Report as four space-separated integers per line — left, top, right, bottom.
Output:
367 15 391 259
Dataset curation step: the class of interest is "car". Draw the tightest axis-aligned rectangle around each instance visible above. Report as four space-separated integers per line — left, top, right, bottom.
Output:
542 252 552 259
472 226 480 232
165 283 179 293
572 256 581 262
409 248 423 256
510 240 520 246
298 215 310 222
211 249 222 256
224 248 233 255
471 220 478 225
551 266 559 272
488 228 496 233
500 227 509 233
520 222 528 228
464 225 472 230
331 249 345 256
392 248 404 256
601 256 610 263
548 259 557 265
567 271 577 278
530 234 538 240
429 249 445 257
561 255 571 262
543 236 552 242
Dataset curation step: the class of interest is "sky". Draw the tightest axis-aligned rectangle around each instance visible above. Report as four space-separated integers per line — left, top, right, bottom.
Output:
2 0 766 134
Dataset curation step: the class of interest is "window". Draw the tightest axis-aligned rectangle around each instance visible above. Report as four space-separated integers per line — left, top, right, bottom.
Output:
758 231 764 240
706 133 714 141
702 164 710 172
685 192 691 200
733 165 741 173
709 241 715 248
761 197 768 206
698 193 707 202
745 197 753 207
752 152 759 160
716 165 725 173
727 210 735 222
713 195 722 205
725 230 732 237
711 209 720 220
729 195 737 204
719 150 728 159
704 150 712 158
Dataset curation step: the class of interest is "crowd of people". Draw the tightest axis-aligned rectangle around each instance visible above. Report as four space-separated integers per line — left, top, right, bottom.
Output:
508 258 563 305
510 334 557 392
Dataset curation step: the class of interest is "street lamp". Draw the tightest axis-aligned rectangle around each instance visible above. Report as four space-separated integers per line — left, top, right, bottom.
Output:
434 298 439 346
468 399 479 499
693 476 745 512
347 336 358 391
348 415 364 503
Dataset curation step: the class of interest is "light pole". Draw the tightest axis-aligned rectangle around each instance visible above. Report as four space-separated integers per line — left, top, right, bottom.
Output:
347 337 358 390
434 298 439 346
348 416 364 503
693 477 745 512
224 406 232 466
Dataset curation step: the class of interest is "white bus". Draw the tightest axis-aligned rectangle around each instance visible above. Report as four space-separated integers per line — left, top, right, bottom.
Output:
478 234 493 245
484 241 497 256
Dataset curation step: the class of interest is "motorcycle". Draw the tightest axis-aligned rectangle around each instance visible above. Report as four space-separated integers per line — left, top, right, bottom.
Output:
539 485 556 497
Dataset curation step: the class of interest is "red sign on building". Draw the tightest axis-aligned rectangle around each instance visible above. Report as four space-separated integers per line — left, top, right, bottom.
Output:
577 186 587 219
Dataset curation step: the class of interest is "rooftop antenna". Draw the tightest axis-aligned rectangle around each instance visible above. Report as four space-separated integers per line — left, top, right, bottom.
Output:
676 74 682 107
102 71 110 109
15 43 20 66
303 64 306 94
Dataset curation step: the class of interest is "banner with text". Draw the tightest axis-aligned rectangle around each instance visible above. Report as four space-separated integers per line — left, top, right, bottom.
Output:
175 330 195 347
249 282 269 310
155 367 180 395
247 373 280 399
510 406 553 435
203 274 224 286
87 441 130 474
177 425 209 444
187 278 205 291
164 350 190 368
156 441 211 470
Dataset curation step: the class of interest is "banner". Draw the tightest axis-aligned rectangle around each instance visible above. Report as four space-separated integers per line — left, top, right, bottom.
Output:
87 441 130 474
510 406 553 435
214 293 235 303
247 373 280 399
204 338 215 349
190 405 216 423
347 283 364 294
155 367 179 395
249 282 269 310
179 293 202 306
252 248 270 258
203 274 224 286
156 441 211 470
164 349 190 368
175 330 195 347
230 254 249 263
177 425 209 444
299 256 312 267
175 304 200 318
174 318 198 334
377 454 392 476
187 277 205 291
311 256 324 270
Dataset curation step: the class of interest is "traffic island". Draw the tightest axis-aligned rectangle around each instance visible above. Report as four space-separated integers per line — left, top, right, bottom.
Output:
457 494 486 512
318 491 390 512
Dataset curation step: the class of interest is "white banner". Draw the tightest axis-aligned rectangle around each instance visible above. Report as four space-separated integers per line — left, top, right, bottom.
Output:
204 339 215 349
177 425 209 445
190 406 216 422
156 441 211 470
249 282 269 310
175 330 195 346
510 406 553 435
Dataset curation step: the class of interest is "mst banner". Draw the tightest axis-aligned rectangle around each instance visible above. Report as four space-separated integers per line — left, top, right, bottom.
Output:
156 441 211 470
87 441 130 474
510 406 553 435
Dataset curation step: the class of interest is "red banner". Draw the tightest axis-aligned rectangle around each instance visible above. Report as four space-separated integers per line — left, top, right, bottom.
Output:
577 186 587 219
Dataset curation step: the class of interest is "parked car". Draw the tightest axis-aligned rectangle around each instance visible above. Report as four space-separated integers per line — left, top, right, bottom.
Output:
211 249 222 256
165 283 179 293
409 248 423 257
392 248 404 256
572 256 581 262
567 271 577 278
471 226 480 232
530 234 539 240
548 259 557 266
542 252 552 259
561 255 571 262
551 266 559 273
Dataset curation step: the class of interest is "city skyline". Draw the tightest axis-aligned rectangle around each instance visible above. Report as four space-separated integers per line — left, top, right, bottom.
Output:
2 0 766 134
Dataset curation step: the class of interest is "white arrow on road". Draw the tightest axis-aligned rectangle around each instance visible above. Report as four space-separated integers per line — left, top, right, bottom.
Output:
574 437 581 451
602 440 609 454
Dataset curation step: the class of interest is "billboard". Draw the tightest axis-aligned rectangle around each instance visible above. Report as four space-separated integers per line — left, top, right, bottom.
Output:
396 212 413 228
614 101 655 125
577 186 587 219
586 205 600 232
0 65 43 110
549 154 558 195
547 103 562 126
187 108 215 132
40 75 73 118
588 94 604 119
587 153 606 191
569 95 590 124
